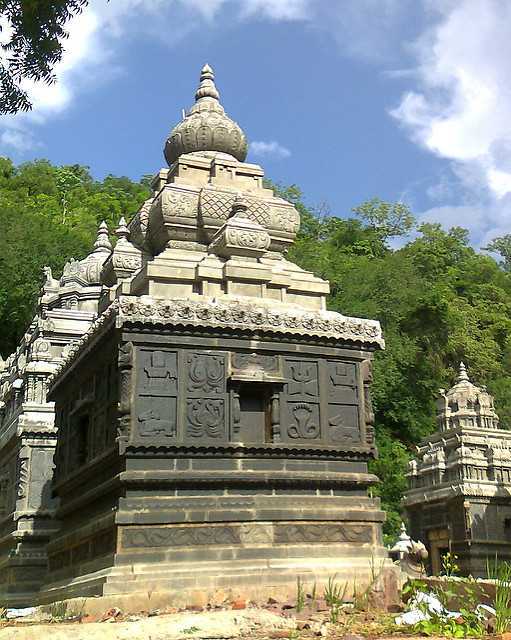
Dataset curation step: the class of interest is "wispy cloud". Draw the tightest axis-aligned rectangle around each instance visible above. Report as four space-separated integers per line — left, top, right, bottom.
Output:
3 0 511 251
391 0 511 244
0 0 313 156
239 0 311 20
250 140 291 159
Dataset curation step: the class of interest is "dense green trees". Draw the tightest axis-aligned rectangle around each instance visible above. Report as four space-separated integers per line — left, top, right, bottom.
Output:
1 159 510 542
0 159 149 354
276 183 511 540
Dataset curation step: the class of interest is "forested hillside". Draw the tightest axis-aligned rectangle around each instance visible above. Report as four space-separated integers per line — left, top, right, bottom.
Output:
1 159 511 541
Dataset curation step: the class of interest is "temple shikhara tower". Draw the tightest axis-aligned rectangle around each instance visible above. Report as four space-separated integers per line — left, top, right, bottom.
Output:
405 363 511 576
0 65 390 605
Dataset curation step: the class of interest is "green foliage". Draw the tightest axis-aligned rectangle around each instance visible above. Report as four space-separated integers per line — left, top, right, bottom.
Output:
295 576 306 612
0 1 89 114
485 234 511 271
3 169 511 545
403 578 486 638
441 552 460 578
0 159 149 356
269 181 511 540
487 557 511 633
324 574 348 624
352 197 415 242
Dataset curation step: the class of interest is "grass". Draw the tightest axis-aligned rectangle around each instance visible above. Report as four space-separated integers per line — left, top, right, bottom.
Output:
42 598 87 622
296 576 306 613
487 557 511 634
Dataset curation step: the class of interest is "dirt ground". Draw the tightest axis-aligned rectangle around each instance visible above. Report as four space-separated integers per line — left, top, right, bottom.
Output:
0 607 446 640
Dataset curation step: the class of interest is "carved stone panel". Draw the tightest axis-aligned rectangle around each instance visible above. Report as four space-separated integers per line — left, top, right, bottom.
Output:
137 396 177 438
328 361 358 404
286 360 319 397
230 353 283 382
186 398 226 439
28 449 55 510
139 350 178 396
274 523 372 544
187 353 225 394
285 402 320 440
328 405 360 445
122 525 241 548
135 348 179 442
282 358 321 443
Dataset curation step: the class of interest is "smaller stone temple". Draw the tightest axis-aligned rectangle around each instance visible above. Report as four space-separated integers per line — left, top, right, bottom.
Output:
404 363 511 576
0 226 112 605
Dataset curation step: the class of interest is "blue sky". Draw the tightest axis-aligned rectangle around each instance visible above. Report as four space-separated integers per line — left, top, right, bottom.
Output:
1 0 510 248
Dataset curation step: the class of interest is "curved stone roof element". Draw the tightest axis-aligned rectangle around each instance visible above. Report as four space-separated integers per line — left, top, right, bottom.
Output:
61 221 112 287
101 216 142 286
437 362 499 431
164 64 248 166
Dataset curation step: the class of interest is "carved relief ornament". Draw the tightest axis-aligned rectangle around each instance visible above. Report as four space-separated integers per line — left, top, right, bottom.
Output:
50 297 384 385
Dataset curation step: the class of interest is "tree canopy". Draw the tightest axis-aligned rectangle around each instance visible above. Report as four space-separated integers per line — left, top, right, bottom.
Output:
274 182 511 541
1 159 511 543
0 158 149 353
0 1 88 114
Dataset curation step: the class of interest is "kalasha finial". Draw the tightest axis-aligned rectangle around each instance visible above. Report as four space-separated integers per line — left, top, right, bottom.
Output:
164 64 248 166
94 220 112 252
115 216 129 243
195 63 220 102
458 361 470 382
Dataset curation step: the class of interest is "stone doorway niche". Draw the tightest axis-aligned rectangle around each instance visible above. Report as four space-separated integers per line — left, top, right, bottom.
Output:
428 528 450 575
236 382 274 443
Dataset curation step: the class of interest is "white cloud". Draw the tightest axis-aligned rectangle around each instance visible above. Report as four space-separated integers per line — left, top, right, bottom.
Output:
250 140 291 159
239 0 311 21
390 0 511 243
0 0 314 155
0 129 38 153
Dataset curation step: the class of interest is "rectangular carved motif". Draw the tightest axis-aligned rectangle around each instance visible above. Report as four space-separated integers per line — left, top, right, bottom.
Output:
187 353 225 394
137 396 177 438
138 350 178 396
274 524 372 544
285 360 319 397
285 402 321 440
186 398 226 439
328 405 360 445
328 361 358 404
123 525 241 548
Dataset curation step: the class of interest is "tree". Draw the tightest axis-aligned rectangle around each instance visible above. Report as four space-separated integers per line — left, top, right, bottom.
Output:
352 197 415 243
0 1 88 114
0 158 149 356
485 234 511 272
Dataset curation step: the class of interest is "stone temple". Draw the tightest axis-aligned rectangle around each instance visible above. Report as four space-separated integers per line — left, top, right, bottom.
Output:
405 363 511 576
0 65 391 606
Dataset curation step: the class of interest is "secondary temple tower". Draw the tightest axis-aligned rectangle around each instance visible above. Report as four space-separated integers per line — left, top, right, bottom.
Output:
0 226 112 604
405 363 511 576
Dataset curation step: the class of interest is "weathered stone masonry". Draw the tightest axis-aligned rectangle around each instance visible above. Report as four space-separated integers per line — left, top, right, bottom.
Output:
1 64 393 605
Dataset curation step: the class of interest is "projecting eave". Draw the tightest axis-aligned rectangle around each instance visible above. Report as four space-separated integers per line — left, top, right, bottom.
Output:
47 295 384 391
